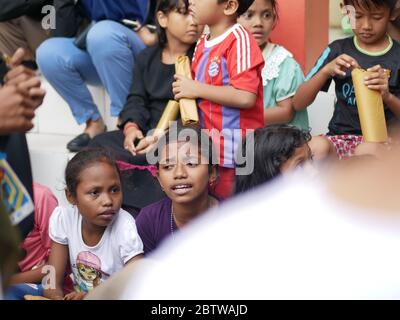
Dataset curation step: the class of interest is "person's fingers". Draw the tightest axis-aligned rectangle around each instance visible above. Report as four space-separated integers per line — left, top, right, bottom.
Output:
366 84 385 91
341 54 359 68
22 98 40 111
138 143 156 155
364 72 381 80
334 67 346 77
174 92 184 100
13 117 34 132
5 74 31 87
336 58 351 69
172 87 180 95
367 65 382 72
136 130 144 140
365 78 383 85
174 74 183 81
21 105 35 119
137 136 158 154
17 77 41 94
10 48 26 67
124 136 137 155
4 65 36 83
8 88 24 106
29 87 46 99
172 82 179 89
136 139 150 153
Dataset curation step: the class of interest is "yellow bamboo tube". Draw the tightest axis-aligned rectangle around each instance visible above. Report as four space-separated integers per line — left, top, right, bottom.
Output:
351 68 388 142
155 100 180 132
175 56 199 125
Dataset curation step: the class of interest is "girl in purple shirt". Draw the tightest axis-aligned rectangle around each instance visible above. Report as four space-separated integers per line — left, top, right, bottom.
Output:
136 124 219 255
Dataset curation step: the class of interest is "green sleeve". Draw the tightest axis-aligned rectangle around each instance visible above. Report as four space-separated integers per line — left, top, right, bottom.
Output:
274 57 305 103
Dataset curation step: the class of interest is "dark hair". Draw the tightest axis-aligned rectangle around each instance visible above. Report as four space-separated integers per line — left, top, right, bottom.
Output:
155 123 218 174
268 0 279 22
239 0 280 25
218 0 256 16
235 124 312 195
156 0 190 48
65 148 120 197
343 0 397 12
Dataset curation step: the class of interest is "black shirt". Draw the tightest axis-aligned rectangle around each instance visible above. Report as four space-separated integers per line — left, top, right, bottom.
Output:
307 36 400 136
119 44 194 134
0 0 53 22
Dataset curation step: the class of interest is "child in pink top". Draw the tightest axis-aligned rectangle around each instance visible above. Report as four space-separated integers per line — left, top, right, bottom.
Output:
6 183 58 298
17 184 58 274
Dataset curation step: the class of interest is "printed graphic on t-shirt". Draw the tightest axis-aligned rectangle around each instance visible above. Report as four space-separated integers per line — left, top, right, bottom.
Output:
74 251 109 293
0 152 34 226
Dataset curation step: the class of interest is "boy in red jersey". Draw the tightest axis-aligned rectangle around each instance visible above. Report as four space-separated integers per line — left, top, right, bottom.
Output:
173 0 264 199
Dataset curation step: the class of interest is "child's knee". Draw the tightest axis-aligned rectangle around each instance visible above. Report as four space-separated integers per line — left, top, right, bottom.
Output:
309 136 335 160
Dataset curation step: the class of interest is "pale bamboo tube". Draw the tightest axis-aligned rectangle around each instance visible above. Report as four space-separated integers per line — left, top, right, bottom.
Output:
154 100 180 135
175 56 199 125
352 68 388 142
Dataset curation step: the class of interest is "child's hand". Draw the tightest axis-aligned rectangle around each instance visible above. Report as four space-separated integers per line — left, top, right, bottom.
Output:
364 65 390 100
323 54 360 77
64 292 86 300
172 74 199 100
136 135 158 155
0 85 36 134
124 126 144 156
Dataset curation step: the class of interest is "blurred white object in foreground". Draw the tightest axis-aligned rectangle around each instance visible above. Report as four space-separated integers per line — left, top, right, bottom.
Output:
88 154 400 300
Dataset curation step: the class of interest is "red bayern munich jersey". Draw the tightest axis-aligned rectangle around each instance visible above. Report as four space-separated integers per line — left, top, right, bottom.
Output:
192 24 264 168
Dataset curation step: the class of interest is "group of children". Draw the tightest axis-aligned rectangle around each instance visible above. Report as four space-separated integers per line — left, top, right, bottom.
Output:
6 0 400 299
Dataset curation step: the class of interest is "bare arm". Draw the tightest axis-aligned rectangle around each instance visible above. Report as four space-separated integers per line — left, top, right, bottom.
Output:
383 93 400 118
125 253 144 265
293 54 359 111
172 75 257 109
264 97 295 125
43 241 69 300
10 267 46 285
293 69 332 111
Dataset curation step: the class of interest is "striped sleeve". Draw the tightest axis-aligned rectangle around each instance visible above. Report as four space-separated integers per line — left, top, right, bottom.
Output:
227 25 264 94
305 43 338 92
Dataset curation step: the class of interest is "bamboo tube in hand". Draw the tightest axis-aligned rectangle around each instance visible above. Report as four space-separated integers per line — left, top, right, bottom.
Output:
352 68 388 143
175 56 199 125
155 100 180 133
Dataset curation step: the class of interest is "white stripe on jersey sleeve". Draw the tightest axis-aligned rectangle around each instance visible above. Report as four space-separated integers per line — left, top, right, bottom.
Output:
233 29 242 74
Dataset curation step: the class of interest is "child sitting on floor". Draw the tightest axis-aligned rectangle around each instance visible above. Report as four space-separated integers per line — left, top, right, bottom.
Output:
44 149 143 300
235 124 313 194
136 124 219 255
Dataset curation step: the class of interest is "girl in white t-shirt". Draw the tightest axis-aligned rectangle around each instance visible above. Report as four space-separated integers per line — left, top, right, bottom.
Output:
44 148 143 300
